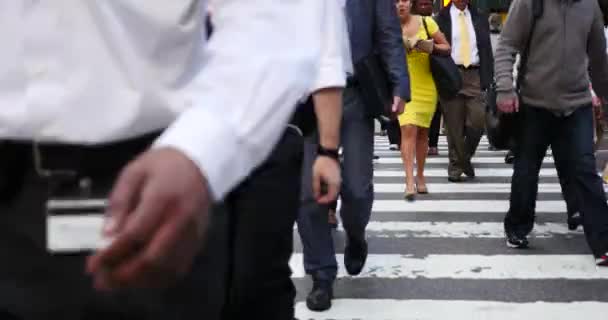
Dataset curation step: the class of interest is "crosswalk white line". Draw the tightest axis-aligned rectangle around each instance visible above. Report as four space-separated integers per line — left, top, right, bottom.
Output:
289 254 608 279
356 221 579 238
295 300 608 319
374 183 564 193
296 222 581 238
373 149 517 156
374 168 559 177
372 200 566 212
376 157 554 164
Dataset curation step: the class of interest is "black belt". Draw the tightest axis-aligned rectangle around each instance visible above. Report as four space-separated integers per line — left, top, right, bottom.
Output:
458 65 480 70
0 131 161 179
346 75 359 87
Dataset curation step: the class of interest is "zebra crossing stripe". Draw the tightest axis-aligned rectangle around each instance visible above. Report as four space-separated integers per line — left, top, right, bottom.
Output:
295 300 608 319
374 168 559 177
375 157 554 164
371 200 566 213
358 221 579 238
289 254 608 279
373 183 566 193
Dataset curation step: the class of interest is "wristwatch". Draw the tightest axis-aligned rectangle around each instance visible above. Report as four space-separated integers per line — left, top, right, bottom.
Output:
317 145 340 161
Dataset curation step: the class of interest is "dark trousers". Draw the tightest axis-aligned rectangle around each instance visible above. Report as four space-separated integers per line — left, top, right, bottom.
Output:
297 86 374 282
0 127 303 320
386 119 401 147
0 137 226 320
428 105 442 148
505 105 608 257
222 127 303 319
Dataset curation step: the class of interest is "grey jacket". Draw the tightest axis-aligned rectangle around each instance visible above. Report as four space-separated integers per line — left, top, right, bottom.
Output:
494 0 608 112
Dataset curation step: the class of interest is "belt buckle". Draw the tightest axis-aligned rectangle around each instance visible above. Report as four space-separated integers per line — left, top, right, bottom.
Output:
287 124 303 137
32 141 79 180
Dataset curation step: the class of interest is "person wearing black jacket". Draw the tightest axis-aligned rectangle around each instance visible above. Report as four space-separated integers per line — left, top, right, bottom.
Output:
435 0 494 182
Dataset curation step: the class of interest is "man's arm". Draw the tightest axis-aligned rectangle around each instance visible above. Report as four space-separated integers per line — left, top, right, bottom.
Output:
588 2 608 102
375 0 410 102
494 0 532 95
309 0 347 203
155 0 322 201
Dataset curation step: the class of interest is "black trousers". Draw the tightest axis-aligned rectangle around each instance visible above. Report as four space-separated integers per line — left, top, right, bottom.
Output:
0 136 227 320
505 105 608 257
386 119 401 147
221 127 303 319
0 127 303 320
429 105 442 148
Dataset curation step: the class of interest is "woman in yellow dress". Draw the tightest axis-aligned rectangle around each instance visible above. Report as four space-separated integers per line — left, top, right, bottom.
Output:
396 0 451 201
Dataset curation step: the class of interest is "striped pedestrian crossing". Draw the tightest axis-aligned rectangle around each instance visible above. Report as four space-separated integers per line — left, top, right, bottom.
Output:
293 135 608 319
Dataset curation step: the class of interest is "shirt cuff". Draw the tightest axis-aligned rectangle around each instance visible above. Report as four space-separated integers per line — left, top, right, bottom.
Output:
394 84 411 102
153 107 250 201
311 59 346 92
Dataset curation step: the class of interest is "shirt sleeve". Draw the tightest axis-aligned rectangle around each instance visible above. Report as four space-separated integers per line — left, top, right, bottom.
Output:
494 0 532 93
426 17 440 36
588 2 608 101
310 0 348 93
154 0 321 201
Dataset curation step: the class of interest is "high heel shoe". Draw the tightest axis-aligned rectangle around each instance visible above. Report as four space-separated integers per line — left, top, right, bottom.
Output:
416 181 428 194
404 183 416 202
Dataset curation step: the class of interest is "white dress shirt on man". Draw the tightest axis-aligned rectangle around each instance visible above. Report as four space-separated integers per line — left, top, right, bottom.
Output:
0 0 341 200
450 5 480 66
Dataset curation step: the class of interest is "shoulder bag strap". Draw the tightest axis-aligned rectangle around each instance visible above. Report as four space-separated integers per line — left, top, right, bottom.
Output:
422 16 431 39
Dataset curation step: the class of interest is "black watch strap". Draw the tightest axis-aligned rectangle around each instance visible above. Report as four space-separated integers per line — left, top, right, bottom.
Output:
317 145 340 161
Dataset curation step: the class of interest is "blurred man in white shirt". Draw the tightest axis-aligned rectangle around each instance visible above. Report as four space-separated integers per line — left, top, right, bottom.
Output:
0 1 341 319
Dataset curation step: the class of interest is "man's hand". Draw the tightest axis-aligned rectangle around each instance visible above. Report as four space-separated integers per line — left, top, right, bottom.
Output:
593 95 602 108
392 96 406 115
312 155 341 204
86 148 211 290
497 91 519 114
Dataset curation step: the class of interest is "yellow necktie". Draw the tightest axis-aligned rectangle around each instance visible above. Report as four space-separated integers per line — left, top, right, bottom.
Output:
458 11 471 67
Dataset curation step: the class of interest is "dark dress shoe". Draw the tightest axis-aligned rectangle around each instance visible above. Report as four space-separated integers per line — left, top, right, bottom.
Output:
504 150 515 164
463 161 475 178
567 212 582 231
344 238 368 276
306 281 333 311
448 174 464 183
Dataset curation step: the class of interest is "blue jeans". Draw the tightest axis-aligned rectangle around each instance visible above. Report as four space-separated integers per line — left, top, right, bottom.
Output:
297 86 374 282
505 105 608 257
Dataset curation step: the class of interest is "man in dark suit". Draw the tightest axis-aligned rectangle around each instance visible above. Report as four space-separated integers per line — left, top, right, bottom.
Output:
297 0 409 312
435 0 493 182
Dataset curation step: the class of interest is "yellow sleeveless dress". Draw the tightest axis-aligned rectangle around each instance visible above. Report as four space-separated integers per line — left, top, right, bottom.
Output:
398 16 438 128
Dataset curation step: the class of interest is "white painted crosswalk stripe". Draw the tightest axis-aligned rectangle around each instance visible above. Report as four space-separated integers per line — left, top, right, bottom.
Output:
358 221 580 238
374 183 562 193
372 200 566 213
374 168 561 177
290 254 608 279
296 300 608 319
376 157 554 164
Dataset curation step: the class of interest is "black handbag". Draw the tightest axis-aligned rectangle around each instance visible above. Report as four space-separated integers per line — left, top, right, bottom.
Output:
353 53 394 123
422 17 462 99
485 0 543 150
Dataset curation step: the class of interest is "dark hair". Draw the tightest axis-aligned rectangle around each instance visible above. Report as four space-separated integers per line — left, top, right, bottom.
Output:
600 0 608 26
411 0 433 16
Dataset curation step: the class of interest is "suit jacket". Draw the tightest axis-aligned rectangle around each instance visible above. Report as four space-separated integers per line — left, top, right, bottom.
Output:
435 4 494 90
346 0 410 101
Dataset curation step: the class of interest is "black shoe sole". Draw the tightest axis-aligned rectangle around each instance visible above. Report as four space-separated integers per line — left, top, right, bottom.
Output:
306 300 332 312
506 239 529 249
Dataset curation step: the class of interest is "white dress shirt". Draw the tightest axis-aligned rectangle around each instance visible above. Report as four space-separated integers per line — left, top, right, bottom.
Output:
450 5 480 66
0 0 334 201
309 0 351 93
